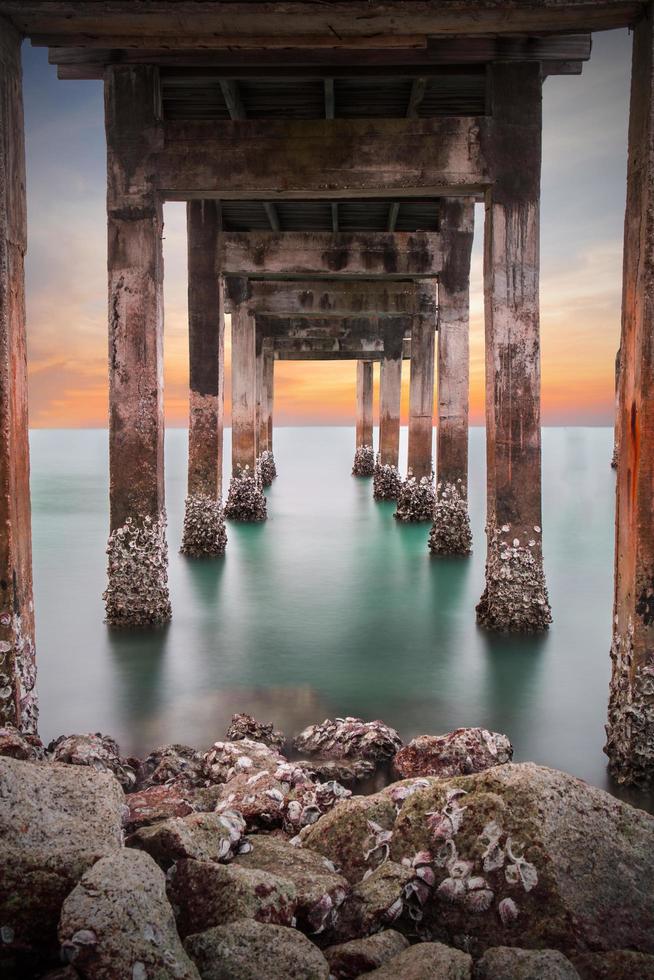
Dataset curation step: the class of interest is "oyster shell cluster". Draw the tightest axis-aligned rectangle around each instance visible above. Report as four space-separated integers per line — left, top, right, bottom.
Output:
226 711 285 750
293 716 402 763
352 445 375 477
224 466 267 522
0 608 38 734
394 475 436 523
606 621 654 785
103 512 172 626
373 459 402 501
476 522 552 632
180 493 227 557
257 450 277 487
428 480 472 556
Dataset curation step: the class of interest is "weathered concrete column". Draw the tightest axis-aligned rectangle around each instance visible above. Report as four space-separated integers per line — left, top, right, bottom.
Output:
257 340 276 486
606 4 654 785
225 278 266 521
182 200 227 557
429 198 474 556
396 285 437 521
611 346 621 469
476 63 551 632
0 21 37 731
353 359 374 475
265 348 275 455
103 65 171 626
374 329 403 500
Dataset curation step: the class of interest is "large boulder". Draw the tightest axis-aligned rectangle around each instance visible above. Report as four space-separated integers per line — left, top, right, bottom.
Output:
58 848 199 979
203 738 286 783
299 793 397 883
127 810 246 869
166 858 297 937
333 862 413 941
294 717 402 764
387 763 654 956
233 835 350 933
324 930 409 979
184 919 329 979
0 758 124 958
475 947 580 979
394 729 512 780
0 724 44 760
136 743 209 790
225 712 285 750
48 732 138 790
571 951 654 979
366 942 472 979
124 784 196 833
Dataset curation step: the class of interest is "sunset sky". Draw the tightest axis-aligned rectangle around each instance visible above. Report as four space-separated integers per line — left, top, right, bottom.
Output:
22 29 631 428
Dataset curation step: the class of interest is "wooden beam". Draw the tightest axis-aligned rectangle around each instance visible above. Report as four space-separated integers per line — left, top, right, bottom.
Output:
257 314 412 338
324 77 335 118
219 77 246 119
331 203 339 232
407 75 428 116
156 117 487 199
226 278 425 316
387 202 400 232
263 202 281 231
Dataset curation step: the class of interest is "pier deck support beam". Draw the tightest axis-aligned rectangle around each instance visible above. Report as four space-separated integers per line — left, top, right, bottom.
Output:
429 198 474 556
374 330 403 499
103 65 171 626
606 3 654 785
182 200 226 557
0 21 37 730
353 359 374 475
476 63 551 632
225 278 266 520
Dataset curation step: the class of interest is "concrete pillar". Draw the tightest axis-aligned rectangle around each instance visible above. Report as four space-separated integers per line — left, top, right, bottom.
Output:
264 346 275 455
224 278 266 521
103 65 171 626
374 329 403 500
0 21 37 731
429 198 474 556
605 4 654 785
182 200 227 557
256 334 267 455
476 63 551 632
353 359 374 475
257 341 276 486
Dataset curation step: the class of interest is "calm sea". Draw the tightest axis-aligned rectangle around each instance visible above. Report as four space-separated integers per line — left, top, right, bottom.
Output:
28 426 651 811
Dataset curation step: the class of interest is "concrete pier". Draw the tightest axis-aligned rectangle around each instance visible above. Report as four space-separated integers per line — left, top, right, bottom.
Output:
374 331 403 500
429 199 474 557
0 22 37 731
103 66 171 626
182 200 227 557
606 6 654 785
476 64 551 632
256 339 276 486
353 360 375 476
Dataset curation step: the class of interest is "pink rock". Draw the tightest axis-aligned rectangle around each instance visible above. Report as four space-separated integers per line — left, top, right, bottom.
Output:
394 729 512 779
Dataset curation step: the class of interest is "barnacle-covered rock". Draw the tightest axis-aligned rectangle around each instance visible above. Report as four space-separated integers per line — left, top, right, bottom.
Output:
365 942 472 979
295 757 377 786
124 784 195 833
181 494 227 557
0 758 124 962
166 858 297 938
184 919 330 980
203 737 286 783
572 950 654 979
394 729 513 780
127 810 246 870
103 512 172 626
234 835 350 934
0 723 44 761
324 930 409 979
352 445 375 477
373 461 402 501
334 862 414 941
136 742 209 791
428 481 472 556
225 712 285 750
257 449 277 487
294 717 402 764
476 523 552 632
58 849 199 980
224 467 267 522
394 475 436 522
476 946 580 979
387 763 654 956
48 732 138 790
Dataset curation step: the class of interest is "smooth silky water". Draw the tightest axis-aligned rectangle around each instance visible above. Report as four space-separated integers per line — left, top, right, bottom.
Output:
29 426 652 812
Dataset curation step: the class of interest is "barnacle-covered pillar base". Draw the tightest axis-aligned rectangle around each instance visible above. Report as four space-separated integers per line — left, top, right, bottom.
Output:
476 524 551 632
257 450 277 487
373 461 402 501
104 514 172 626
394 475 436 523
181 495 227 557
429 481 472 556
352 445 375 477
606 624 654 785
225 468 267 522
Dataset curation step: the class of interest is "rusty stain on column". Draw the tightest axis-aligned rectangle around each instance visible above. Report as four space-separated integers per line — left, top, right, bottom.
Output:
0 19 37 730
429 198 474 557
181 200 227 557
476 62 551 632
103 65 171 626
605 4 654 786
353 359 374 475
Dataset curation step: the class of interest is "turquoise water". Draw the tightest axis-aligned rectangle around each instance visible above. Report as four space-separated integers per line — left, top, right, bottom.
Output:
28 426 649 810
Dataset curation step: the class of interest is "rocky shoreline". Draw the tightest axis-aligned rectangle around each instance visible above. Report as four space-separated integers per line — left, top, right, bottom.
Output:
1 715 653 979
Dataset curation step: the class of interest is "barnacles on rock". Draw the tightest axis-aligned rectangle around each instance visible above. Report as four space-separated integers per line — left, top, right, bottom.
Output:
394 475 436 523
103 512 172 627
428 481 472 556
49 732 138 790
373 458 402 501
181 494 227 557
352 445 375 477
476 522 552 632
257 450 277 487
294 716 402 764
224 467 267 522
226 713 285 750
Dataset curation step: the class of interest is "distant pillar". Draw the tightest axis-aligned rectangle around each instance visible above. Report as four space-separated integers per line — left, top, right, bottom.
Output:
225 278 266 521
257 341 276 486
374 329 403 500
605 5 654 786
352 359 374 476
0 21 37 730
611 346 621 469
476 63 551 632
103 66 171 626
264 346 275 456
395 285 437 521
182 200 227 557
429 198 474 557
